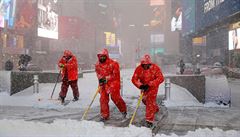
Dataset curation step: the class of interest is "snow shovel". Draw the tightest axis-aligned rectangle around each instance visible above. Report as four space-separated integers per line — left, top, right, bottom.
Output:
81 87 100 120
129 92 144 126
50 70 61 99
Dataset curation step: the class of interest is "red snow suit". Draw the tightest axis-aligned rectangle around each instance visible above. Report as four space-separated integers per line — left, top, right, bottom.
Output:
132 54 164 123
58 50 79 98
95 49 127 119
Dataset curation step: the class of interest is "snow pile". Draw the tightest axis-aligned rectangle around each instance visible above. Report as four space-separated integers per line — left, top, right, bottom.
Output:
163 83 202 107
0 119 239 137
0 119 151 137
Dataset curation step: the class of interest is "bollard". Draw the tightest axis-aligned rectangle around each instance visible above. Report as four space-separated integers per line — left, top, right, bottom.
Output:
79 67 82 73
120 77 123 96
164 77 171 100
33 75 39 93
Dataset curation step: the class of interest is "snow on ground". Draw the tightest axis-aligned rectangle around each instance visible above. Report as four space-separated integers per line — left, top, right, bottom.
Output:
0 119 239 137
0 69 239 137
0 69 203 109
0 72 100 110
122 69 202 107
0 69 230 109
205 75 230 105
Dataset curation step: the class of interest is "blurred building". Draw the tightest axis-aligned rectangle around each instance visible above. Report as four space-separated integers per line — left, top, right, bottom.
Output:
181 0 240 66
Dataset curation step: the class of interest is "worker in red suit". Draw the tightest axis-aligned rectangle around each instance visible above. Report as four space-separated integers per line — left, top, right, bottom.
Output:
95 49 127 121
132 54 164 127
58 50 79 103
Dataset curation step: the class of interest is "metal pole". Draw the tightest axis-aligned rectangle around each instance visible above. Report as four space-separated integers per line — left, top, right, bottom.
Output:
120 77 123 96
165 77 171 100
33 75 39 93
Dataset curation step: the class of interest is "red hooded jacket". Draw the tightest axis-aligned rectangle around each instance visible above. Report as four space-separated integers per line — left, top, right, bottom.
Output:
132 54 164 90
95 49 120 91
58 50 78 81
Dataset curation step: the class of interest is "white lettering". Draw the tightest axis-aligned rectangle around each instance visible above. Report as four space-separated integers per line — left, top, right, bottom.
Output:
204 0 224 13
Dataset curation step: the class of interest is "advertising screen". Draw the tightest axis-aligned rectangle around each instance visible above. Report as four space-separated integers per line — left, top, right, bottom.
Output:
38 0 58 39
229 28 240 50
0 0 16 28
0 15 4 28
15 0 36 30
182 0 195 35
171 0 182 31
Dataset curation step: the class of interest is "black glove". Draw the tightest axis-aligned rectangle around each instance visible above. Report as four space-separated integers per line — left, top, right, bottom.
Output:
99 78 107 85
139 84 149 91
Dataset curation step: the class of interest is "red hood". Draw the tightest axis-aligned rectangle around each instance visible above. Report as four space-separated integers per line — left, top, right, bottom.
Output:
97 49 109 59
64 50 73 57
140 54 152 64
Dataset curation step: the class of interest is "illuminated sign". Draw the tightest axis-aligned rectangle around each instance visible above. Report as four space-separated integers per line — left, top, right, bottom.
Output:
151 34 164 44
192 36 206 46
104 32 115 46
150 48 164 55
0 15 4 28
15 0 36 30
38 0 58 39
0 0 16 28
150 0 165 6
229 28 240 50
204 0 225 13
171 0 182 31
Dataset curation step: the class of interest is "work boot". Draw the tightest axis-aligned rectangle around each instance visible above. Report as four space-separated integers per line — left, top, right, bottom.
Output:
99 117 108 122
144 121 153 128
72 97 79 102
121 112 127 119
58 96 65 104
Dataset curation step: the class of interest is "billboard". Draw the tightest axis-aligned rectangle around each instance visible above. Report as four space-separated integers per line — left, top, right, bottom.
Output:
192 36 206 46
171 0 182 31
150 34 164 45
0 0 16 28
0 15 4 28
182 0 195 35
150 0 165 6
150 7 165 32
196 0 240 31
38 0 58 39
15 0 36 31
229 28 240 50
104 32 115 46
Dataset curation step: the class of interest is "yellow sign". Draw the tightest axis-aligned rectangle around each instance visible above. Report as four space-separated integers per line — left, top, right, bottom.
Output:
104 32 116 46
192 37 205 45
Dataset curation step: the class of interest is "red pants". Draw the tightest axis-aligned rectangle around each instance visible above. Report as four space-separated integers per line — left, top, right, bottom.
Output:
59 80 79 98
142 89 159 123
100 86 127 119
